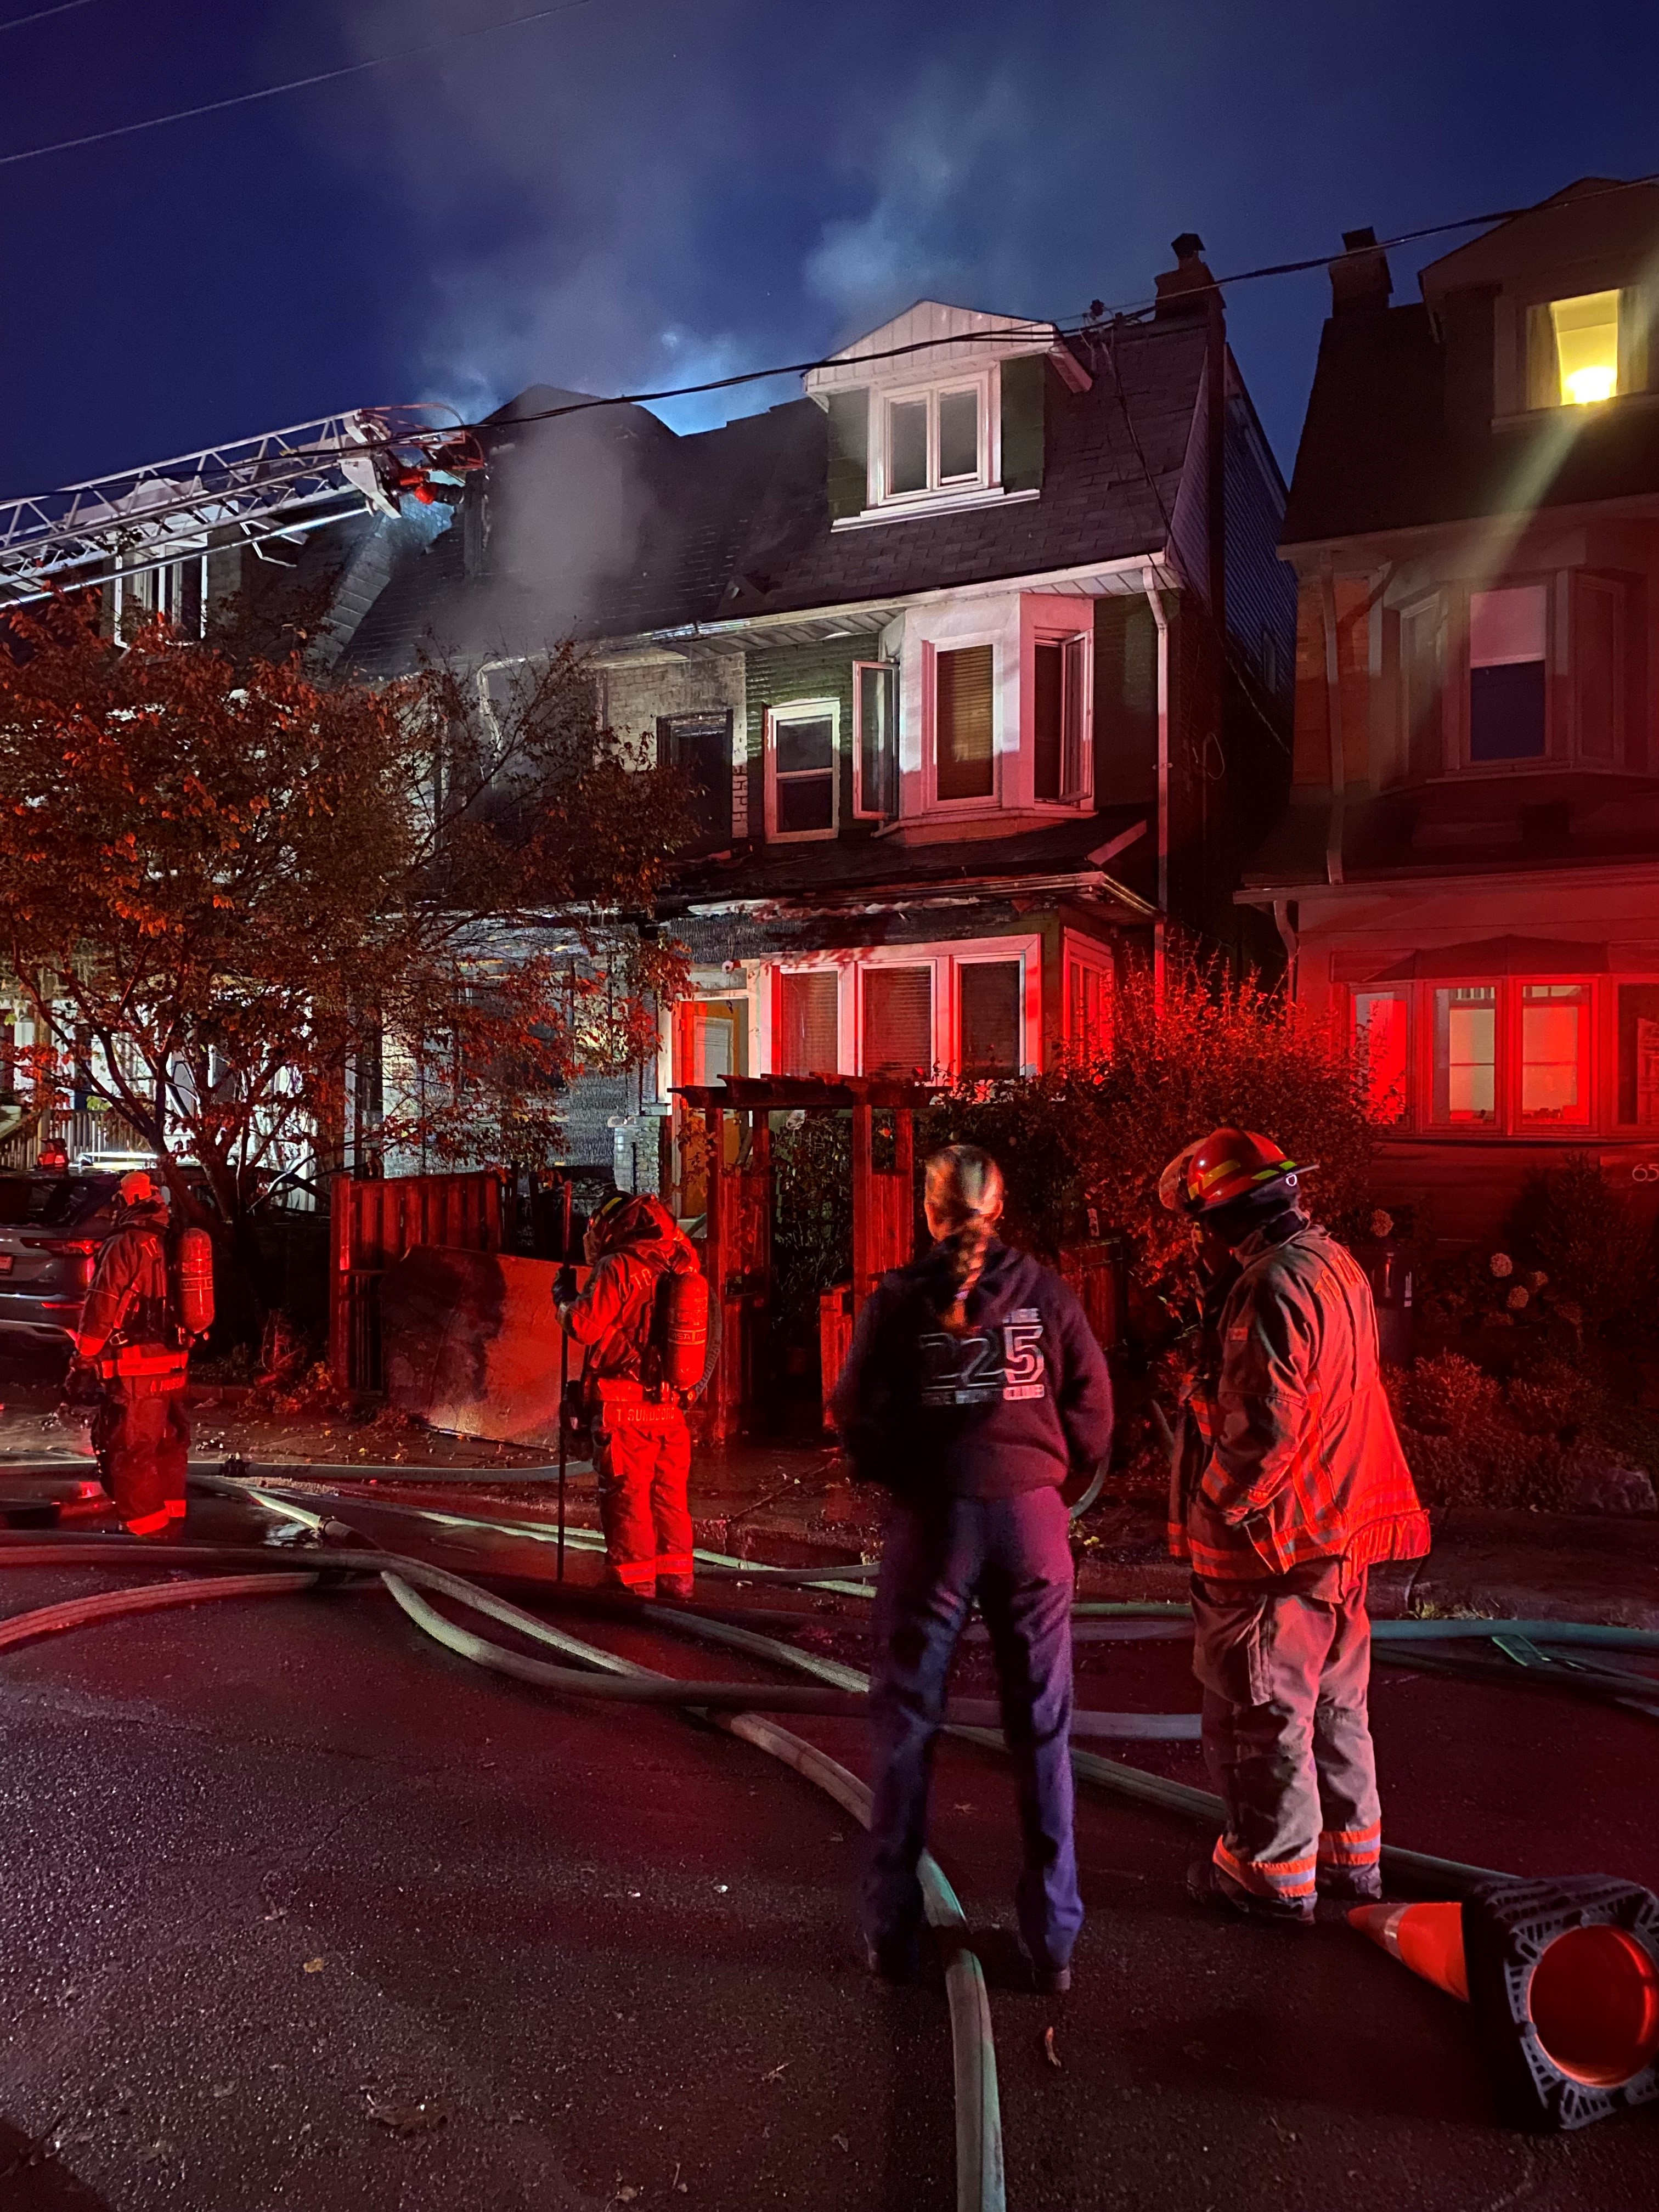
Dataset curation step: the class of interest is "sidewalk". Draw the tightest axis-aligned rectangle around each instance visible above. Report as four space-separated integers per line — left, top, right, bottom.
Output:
1 1376 1655 1628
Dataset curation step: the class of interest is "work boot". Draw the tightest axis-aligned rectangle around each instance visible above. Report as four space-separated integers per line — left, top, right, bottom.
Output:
1317 1864 1384 1905
659 1576 695 1602
602 1572 655 1601
1017 1942 1071 1996
1187 1857 1315 1929
864 1931 922 1986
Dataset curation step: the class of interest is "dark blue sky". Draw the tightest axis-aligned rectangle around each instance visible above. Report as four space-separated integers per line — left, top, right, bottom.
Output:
2 0 1656 502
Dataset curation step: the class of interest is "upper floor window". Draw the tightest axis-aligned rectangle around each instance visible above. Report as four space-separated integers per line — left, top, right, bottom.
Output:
1530 290 1621 408
932 644 996 804
765 699 838 841
1032 634 1089 803
878 377 990 505
1469 586 1546 762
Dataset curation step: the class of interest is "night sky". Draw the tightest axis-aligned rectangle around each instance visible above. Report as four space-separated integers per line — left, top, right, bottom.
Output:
2 0 1656 503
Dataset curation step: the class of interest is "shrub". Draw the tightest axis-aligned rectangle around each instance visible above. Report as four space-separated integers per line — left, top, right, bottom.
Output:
1506 1155 1657 1343
924 947 1385 1313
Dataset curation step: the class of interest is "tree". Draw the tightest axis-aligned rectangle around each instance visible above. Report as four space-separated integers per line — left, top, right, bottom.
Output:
0 596 689 1328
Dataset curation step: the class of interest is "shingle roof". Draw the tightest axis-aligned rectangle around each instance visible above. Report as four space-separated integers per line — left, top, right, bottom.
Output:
343 315 1207 673
1282 300 1659 548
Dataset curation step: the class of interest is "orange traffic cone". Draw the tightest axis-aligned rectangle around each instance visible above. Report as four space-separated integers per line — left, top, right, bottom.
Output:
1350 1885 1659 2129
1349 1900 1470 2000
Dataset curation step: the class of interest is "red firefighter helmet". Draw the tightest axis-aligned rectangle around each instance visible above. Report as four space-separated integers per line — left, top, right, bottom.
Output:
1156 1127 1315 1217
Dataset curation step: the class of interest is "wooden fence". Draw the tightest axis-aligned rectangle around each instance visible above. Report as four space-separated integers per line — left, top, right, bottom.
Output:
329 1170 504 1391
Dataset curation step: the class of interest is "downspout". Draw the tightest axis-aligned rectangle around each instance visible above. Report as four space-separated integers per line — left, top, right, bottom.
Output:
1319 558 1346 885
1142 567 1170 1005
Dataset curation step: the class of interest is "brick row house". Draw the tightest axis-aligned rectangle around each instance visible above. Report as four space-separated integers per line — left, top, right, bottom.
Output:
1247 178 1659 1241
342 240 1294 1213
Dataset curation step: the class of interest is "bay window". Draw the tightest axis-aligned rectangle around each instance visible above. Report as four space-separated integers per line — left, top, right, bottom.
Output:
958 961 1022 1076
777 971 838 1077
1353 989 1409 1122
862 967 934 1078
1468 586 1547 763
1617 983 1659 1127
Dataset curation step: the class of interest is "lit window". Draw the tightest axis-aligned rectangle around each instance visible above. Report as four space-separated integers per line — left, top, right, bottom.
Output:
878 382 986 503
778 972 839 1076
1550 291 1620 406
767 701 837 840
1469 586 1547 763
934 645 995 802
863 968 933 1077
1520 982 1590 1124
1353 990 1409 1122
1617 983 1659 1125
959 962 1023 1075
1431 985 1496 1124
1033 635 1090 802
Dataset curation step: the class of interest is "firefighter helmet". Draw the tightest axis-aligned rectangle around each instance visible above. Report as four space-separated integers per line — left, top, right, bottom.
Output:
116 1169 165 1209
1156 1127 1314 1216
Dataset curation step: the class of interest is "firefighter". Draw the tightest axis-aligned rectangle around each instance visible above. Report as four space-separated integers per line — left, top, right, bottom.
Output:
554 1193 702 1600
1159 1127 1430 1926
832 1146 1114 1993
70 1170 191 1539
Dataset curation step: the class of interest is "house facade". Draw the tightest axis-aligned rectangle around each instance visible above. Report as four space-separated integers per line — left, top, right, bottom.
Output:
344 244 1294 1212
1248 179 1659 1244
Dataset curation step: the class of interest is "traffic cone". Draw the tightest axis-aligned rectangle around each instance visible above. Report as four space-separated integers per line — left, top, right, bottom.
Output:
1348 1899 1469 2000
1348 1878 1659 2131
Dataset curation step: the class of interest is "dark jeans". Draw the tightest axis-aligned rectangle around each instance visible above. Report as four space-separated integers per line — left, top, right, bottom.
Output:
865 1486 1082 1971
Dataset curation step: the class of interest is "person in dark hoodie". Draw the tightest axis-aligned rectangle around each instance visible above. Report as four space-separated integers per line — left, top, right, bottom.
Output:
832 1144 1114 1992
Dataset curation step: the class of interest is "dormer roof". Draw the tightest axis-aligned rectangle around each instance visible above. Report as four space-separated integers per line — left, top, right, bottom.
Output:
805 300 1091 398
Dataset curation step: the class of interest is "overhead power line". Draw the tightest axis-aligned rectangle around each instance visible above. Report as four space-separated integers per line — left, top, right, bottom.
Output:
0 0 100 29
0 0 595 167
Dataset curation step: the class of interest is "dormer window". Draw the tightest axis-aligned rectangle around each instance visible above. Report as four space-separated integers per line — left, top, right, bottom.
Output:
880 379 988 502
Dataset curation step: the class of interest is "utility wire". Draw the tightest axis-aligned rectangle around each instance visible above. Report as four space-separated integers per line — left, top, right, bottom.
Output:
0 0 98 28
0 0 595 167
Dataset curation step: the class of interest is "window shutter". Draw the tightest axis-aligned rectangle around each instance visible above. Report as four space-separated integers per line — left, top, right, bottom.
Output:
1000 354 1045 494
826 390 870 520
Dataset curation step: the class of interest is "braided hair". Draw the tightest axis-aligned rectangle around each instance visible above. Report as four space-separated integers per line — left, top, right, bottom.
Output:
924 1144 1005 1334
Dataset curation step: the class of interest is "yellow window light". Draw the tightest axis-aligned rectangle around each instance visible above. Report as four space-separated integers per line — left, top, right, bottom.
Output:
1550 290 1620 406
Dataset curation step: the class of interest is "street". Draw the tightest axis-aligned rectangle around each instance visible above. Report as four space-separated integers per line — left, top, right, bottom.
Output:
0 1494 1653 2210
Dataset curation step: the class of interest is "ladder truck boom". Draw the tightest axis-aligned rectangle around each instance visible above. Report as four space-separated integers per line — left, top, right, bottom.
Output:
0 404 483 610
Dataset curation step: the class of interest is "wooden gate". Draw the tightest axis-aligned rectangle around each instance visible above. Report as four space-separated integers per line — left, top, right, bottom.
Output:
329 1169 504 1391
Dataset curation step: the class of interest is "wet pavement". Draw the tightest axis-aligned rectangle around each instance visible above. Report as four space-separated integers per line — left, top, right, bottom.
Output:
0 1492 1653 2208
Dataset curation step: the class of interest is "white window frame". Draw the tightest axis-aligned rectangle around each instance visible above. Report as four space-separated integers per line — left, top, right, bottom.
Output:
1024 614 1094 809
764 697 839 843
850 934 1042 1080
923 636 1002 814
1062 934 1114 1055
871 369 997 510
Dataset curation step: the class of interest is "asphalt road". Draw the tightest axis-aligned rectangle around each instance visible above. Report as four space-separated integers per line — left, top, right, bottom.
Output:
0 1504 1654 2210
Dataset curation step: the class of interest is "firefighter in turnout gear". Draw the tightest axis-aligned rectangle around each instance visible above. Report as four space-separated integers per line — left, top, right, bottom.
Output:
1160 1128 1430 1925
71 1171 194 1539
554 1194 706 1600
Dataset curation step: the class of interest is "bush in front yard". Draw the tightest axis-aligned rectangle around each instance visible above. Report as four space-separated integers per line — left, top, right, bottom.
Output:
1389 1348 1659 1512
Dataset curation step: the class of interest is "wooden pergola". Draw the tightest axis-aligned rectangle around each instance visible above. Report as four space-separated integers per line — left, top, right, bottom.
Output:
672 1075 935 1441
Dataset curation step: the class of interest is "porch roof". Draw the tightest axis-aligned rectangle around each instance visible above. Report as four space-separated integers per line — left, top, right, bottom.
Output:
673 1076 938 1112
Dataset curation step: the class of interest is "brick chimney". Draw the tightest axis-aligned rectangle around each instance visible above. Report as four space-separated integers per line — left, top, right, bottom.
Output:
1154 232 1216 318
1328 225 1393 316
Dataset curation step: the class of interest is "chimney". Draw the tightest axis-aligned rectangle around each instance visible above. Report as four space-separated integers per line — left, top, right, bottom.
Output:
1328 225 1393 316
1154 232 1216 319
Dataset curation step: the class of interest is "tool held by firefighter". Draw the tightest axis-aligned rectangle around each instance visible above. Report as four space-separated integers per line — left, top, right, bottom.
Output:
553 1193 710 1600
69 1170 215 1539
1158 1126 1430 1926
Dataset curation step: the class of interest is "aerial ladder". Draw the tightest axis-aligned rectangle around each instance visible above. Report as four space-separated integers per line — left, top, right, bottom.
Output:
0 404 483 614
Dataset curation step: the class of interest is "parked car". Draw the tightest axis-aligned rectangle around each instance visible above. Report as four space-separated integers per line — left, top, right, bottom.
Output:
0 1170 120 1349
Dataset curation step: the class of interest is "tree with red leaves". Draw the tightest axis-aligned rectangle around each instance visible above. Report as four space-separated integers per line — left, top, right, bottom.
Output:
0 599 687 1326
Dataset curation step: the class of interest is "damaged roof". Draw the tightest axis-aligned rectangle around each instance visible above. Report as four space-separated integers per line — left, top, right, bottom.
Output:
343 314 1210 674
